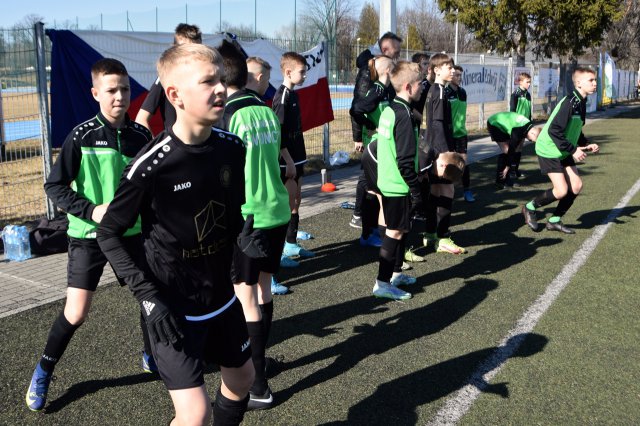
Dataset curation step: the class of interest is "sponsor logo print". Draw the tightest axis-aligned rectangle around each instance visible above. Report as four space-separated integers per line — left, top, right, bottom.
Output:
95 140 108 146
142 300 155 316
174 182 192 192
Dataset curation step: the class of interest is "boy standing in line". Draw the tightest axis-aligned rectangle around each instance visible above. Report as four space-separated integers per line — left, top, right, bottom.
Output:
273 52 315 264
522 67 599 234
135 23 202 134
219 41 291 410
423 53 467 254
447 64 474 202
375 61 424 300
26 59 153 412
509 72 532 180
98 44 254 425
487 111 541 188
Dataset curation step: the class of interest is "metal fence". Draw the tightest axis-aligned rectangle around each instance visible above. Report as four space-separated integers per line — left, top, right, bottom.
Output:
0 25 638 227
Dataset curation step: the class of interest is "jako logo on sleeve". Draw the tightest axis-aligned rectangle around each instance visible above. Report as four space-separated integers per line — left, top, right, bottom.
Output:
174 182 192 192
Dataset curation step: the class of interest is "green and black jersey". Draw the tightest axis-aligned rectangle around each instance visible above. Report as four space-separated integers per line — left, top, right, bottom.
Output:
376 98 420 198
44 112 152 239
487 112 533 144
510 87 532 119
536 90 588 159
349 81 390 146
222 89 291 229
446 85 468 138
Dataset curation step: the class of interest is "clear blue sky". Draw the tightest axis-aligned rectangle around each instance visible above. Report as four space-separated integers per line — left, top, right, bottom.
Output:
1 0 412 37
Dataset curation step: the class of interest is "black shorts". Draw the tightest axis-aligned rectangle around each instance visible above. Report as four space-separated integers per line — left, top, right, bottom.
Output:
381 195 412 232
231 223 288 285
67 235 142 291
361 147 380 194
151 297 251 390
280 164 305 183
453 136 469 154
538 155 576 174
487 124 509 143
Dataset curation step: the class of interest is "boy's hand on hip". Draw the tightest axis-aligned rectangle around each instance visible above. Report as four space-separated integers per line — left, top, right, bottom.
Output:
91 203 109 223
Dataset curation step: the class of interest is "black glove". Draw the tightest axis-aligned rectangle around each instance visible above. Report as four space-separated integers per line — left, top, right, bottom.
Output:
140 294 183 345
237 214 269 259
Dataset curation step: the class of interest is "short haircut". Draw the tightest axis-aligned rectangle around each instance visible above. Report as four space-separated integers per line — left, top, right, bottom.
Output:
453 65 464 73
91 58 128 84
247 56 272 72
378 32 402 50
367 55 393 82
518 72 531 81
389 61 421 93
280 51 306 72
429 53 453 71
572 66 596 83
527 126 541 141
217 40 247 89
440 152 466 182
157 43 222 88
412 52 430 64
173 23 202 44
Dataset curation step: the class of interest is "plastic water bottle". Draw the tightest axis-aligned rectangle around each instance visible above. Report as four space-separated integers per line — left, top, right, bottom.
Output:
2 225 31 261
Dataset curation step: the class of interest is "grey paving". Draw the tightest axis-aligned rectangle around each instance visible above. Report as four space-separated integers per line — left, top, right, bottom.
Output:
1 103 636 319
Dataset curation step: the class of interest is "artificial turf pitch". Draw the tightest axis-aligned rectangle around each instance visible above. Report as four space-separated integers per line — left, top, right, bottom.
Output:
1 107 639 425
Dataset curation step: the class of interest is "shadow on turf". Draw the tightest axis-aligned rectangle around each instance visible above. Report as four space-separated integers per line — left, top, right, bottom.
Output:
44 372 160 414
322 332 549 425
273 279 500 407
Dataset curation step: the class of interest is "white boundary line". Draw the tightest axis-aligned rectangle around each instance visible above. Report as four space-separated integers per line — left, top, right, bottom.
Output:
428 177 640 426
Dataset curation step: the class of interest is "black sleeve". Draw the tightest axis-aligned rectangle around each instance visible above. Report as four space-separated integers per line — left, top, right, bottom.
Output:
510 91 518 113
272 89 290 152
140 78 163 114
548 99 577 155
429 96 450 155
350 88 383 130
577 102 588 147
44 132 96 221
97 170 157 302
394 112 420 198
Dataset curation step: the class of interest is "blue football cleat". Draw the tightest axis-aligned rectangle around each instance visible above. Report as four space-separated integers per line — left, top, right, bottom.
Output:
283 242 315 258
26 362 52 411
271 277 289 295
142 351 158 373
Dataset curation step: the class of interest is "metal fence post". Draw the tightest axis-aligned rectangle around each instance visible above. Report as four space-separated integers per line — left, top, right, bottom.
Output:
322 40 330 165
35 22 56 219
478 54 485 130
507 56 513 111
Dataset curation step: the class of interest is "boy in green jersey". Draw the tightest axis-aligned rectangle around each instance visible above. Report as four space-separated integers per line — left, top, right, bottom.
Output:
447 65 473 202
509 72 532 179
26 59 153 412
522 67 599 234
219 42 292 410
375 61 424 300
487 111 541 188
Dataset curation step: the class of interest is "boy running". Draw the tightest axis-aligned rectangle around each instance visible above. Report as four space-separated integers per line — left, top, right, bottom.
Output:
97 43 254 425
26 58 153 412
272 52 315 264
522 67 599 234
375 61 424 300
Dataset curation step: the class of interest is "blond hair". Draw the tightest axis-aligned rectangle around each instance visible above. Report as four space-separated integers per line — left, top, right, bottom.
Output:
440 152 466 182
247 56 272 73
572 66 596 84
157 43 222 88
280 51 306 72
518 72 531 81
367 55 394 82
389 61 421 93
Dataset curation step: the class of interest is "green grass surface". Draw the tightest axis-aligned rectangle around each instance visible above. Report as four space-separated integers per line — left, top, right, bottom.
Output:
1 108 639 425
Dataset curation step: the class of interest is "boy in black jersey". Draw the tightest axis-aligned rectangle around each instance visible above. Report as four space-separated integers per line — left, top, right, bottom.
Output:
509 72 532 180
447 65 474 202
219 41 291 410
411 52 430 125
423 53 467 254
273 52 315 263
25 59 153 412
135 23 201 134
98 44 254 426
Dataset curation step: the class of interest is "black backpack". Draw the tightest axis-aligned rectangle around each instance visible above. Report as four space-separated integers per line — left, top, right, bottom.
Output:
29 216 69 255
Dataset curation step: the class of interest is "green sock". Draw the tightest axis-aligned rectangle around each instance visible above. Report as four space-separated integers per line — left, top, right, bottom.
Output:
526 201 536 211
548 216 561 223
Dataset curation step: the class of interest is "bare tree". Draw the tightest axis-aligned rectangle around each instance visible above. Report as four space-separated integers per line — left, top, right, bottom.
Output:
599 0 640 69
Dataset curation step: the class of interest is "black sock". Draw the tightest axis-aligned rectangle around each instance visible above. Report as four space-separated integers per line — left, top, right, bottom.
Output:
213 387 249 426
513 152 522 174
259 301 274 342
496 154 508 182
360 195 378 239
140 312 153 356
436 196 453 238
393 234 406 273
354 172 367 217
285 213 299 244
533 189 557 209
377 235 400 282
246 321 268 395
553 191 577 218
40 311 82 372
425 194 438 234
462 165 470 189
